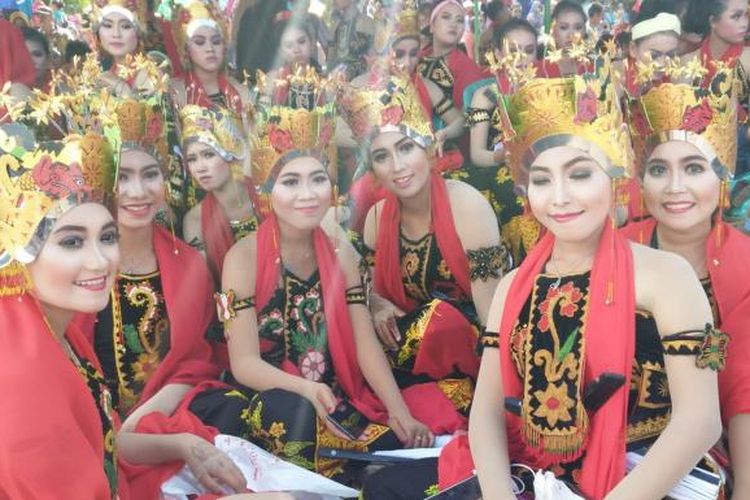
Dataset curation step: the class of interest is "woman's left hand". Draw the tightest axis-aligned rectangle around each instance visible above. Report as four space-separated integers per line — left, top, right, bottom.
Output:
388 411 434 449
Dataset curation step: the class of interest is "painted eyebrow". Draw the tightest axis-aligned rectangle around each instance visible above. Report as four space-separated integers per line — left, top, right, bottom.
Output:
371 136 413 156
53 221 116 235
119 163 161 173
530 155 592 172
647 155 706 164
277 168 327 179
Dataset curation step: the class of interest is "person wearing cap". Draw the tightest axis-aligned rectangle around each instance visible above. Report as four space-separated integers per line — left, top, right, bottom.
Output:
622 60 750 499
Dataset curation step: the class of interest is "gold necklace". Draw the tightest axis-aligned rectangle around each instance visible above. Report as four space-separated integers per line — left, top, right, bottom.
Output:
549 252 594 289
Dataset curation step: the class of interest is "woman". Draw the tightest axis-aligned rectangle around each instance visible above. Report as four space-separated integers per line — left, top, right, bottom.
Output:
541 0 589 77
622 65 750 498
189 85 431 481
467 55 723 500
180 104 257 285
340 74 509 435
0 130 128 499
461 18 541 264
20 26 52 91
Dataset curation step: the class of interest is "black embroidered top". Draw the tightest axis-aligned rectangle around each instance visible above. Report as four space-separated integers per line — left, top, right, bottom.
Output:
188 214 258 253
95 271 171 414
417 56 454 101
465 84 504 150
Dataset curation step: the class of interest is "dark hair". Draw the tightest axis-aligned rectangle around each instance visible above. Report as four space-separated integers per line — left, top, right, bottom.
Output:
64 40 91 63
588 4 604 18
482 0 507 23
552 0 587 23
595 32 614 53
635 0 690 23
683 0 730 37
493 18 538 48
21 27 50 56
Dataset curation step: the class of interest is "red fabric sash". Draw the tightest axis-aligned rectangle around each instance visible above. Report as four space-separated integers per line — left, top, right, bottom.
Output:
185 72 244 116
621 218 750 425
255 215 388 423
0 294 129 499
700 38 747 121
445 48 486 109
374 173 471 312
498 224 635 499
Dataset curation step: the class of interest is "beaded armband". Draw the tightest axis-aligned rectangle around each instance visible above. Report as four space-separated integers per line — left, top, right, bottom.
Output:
433 95 454 116
345 284 367 306
465 107 492 126
467 243 513 281
480 331 500 349
662 323 729 371
214 289 255 323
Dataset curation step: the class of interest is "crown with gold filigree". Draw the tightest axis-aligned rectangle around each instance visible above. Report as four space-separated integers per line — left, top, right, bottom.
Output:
0 127 115 296
339 72 435 150
372 0 420 54
180 104 246 167
117 97 169 168
173 0 228 67
93 0 149 32
491 41 632 187
628 56 737 179
251 70 337 194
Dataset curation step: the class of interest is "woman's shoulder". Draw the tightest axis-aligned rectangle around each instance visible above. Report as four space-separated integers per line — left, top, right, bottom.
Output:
631 240 698 306
446 178 494 214
469 83 495 108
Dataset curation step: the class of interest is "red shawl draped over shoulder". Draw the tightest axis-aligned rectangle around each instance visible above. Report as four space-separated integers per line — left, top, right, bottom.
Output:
256 215 389 423
621 218 750 424
700 38 747 122
499 225 635 499
77 225 222 407
0 295 130 499
185 71 245 116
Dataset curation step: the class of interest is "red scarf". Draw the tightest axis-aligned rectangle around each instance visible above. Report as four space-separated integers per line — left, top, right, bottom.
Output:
374 172 471 312
185 72 245 116
499 224 635 499
201 179 257 285
0 294 130 499
256 215 388 423
700 37 747 121
444 48 487 109
621 218 750 425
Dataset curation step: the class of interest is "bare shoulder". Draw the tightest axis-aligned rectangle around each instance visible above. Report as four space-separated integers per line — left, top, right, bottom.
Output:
182 203 203 241
470 83 493 109
446 180 498 226
486 267 519 332
363 199 386 250
631 241 699 310
223 232 257 293
330 234 362 285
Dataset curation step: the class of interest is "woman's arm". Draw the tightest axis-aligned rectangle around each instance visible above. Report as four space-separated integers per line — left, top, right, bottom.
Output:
729 414 750 498
120 383 192 432
425 79 465 141
469 271 519 500
606 248 721 500
467 86 504 168
182 205 206 257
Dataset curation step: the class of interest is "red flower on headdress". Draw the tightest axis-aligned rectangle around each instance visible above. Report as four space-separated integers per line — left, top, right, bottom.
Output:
682 100 713 133
145 113 163 140
380 105 404 126
630 104 652 137
32 157 89 201
268 125 294 152
574 87 598 124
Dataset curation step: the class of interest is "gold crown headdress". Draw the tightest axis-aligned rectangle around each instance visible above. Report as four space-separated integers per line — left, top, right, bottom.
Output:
0 128 115 296
172 0 228 67
93 0 149 32
251 71 337 199
117 97 169 168
180 104 246 166
490 41 632 188
372 0 420 55
339 72 435 150
628 57 737 179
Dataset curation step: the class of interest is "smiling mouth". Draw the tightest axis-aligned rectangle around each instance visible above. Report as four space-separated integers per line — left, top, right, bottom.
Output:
393 174 414 188
121 203 152 217
662 201 695 213
550 211 584 223
296 205 320 214
74 276 107 292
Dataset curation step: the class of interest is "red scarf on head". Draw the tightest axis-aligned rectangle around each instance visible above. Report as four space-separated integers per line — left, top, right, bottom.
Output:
255 215 388 423
0 294 130 499
621 218 750 425
499 224 635 500
201 178 257 285
185 71 245 116
374 173 471 312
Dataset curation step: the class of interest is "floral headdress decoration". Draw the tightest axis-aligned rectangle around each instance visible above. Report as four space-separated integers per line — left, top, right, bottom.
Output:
172 0 228 68
629 56 737 180
0 125 115 297
93 0 149 33
489 38 632 190
251 70 338 216
339 72 435 152
180 104 247 178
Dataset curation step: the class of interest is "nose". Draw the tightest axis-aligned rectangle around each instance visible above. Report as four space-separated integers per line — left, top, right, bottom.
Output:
552 178 571 206
666 169 686 193
122 177 146 199
392 151 408 173
298 180 316 200
87 238 115 273
112 24 121 38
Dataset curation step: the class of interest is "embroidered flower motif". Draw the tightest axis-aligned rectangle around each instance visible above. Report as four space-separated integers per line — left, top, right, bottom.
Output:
532 381 575 427
682 100 713 133
537 281 583 333
380 105 404 126
402 251 420 277
132 352 160 383
269 421 287 439
268 125 294 152
299 349 326 381
32 157 89 201
574 87 598 124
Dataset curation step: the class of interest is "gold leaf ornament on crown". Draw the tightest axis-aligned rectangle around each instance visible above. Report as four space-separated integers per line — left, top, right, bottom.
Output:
179 104 247 179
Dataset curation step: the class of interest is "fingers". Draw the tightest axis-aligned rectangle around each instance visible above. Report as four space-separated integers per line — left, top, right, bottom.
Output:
388 417 411 447
215 460 247 494
323 417 353 441
316 386 338 414
375 318 399 351
196 470 226 494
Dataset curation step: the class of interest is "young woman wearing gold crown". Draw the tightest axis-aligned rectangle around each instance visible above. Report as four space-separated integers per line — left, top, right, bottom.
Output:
180 104 257 287
461 55 724 500
187 81 431 483
343 0 465 232
621 61 750 498
339 73 509 437
0 128 129 498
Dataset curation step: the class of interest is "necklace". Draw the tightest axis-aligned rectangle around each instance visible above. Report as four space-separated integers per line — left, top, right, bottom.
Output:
548 252 594 289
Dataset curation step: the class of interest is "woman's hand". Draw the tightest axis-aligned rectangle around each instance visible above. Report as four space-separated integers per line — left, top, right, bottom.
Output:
388 410 434 448
371 299 405 352
299 381 352 440
180 434 247 495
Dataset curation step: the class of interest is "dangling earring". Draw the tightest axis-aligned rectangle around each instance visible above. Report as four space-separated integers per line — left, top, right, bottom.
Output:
162 182 179 255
